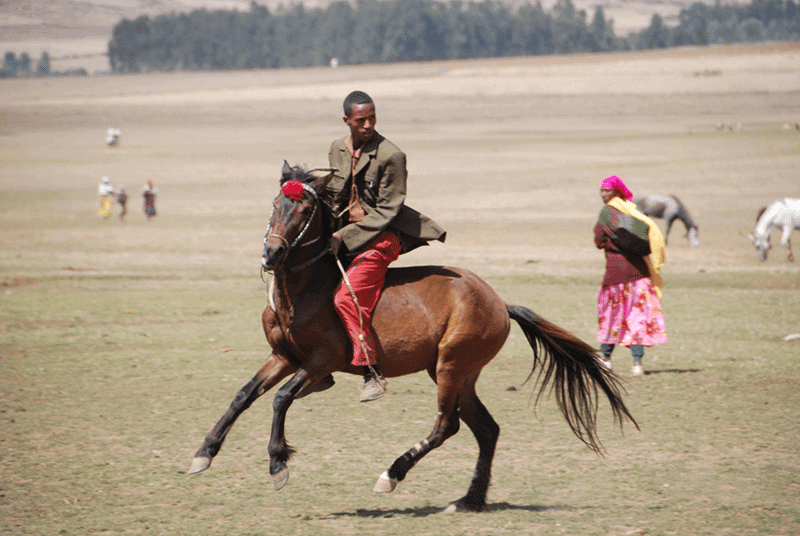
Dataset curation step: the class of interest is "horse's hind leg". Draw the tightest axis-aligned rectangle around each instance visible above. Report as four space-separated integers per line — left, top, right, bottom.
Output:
444 376 499 513
188 353 295 474
373 372 462 494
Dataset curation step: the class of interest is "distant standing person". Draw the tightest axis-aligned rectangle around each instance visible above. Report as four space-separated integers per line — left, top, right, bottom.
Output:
116 185 128 221
106 127 121 146
594 175 667 376
142 179 157 220
98 176 115 219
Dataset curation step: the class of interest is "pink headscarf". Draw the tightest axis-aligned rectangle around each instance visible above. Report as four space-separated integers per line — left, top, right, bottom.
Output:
601 175 633 200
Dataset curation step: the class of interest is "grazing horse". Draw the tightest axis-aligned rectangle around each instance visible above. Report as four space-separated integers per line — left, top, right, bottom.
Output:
635 194 699 247
749 198 800 262
189 163 638 513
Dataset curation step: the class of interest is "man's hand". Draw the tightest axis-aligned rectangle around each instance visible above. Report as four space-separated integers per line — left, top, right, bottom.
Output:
329 233 343 256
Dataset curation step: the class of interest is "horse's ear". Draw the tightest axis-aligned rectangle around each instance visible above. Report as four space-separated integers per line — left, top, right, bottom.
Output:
281 161 293 182
309 168 338 193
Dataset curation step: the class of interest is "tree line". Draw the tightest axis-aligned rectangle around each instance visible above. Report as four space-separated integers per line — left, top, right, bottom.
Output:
636 0 799 48
1 51 54 78
0 50 95 78
106 0 799 73
2 0 797 77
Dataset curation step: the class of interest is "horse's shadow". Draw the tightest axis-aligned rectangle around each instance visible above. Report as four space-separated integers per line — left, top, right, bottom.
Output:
329 502 573 518
644 368 703 375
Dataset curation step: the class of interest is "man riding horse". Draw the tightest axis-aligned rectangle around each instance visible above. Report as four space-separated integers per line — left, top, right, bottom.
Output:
323 90 446 402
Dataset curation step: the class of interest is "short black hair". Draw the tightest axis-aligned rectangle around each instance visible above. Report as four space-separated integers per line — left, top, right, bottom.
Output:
343 91 373 117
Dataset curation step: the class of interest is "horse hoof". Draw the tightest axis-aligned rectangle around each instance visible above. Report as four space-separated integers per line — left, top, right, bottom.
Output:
271 467 289 491
187 456 211 474
373 471 398 493
443 499 486 514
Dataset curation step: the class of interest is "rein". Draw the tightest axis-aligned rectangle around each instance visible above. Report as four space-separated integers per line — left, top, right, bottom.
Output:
333 255 384 384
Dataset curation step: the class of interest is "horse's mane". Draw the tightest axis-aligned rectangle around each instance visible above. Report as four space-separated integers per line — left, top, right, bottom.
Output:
279 164 312 185
756 206 767 224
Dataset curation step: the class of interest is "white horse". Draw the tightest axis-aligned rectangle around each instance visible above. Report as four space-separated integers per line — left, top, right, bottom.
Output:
635 194 700 247
749 198 800 262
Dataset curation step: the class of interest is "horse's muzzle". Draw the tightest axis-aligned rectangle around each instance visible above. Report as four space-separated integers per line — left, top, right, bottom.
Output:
262 243 285 270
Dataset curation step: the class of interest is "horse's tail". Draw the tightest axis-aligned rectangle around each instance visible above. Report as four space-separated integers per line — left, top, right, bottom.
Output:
506 304 639 453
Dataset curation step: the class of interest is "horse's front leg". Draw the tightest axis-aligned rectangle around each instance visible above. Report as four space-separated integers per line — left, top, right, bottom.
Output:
268 367 326 490
189 353 296 474
781 229 794 262
665 217 676 245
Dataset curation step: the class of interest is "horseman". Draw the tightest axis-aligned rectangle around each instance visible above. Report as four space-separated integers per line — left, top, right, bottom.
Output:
324 90 446 402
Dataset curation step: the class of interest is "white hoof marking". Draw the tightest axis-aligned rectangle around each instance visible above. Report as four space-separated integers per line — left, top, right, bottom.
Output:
443 503 458 514
373 471 398 493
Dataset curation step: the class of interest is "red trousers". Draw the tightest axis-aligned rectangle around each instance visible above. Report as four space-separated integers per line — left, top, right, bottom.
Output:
334 231 402 366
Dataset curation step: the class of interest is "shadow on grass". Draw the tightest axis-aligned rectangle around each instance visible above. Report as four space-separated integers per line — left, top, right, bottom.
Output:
644 368 703 375
329 502 573 518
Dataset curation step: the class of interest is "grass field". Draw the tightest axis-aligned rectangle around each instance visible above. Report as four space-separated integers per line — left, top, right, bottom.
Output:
1 43 799 535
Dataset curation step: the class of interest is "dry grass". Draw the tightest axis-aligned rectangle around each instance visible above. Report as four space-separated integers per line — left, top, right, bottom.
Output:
1 43 799 535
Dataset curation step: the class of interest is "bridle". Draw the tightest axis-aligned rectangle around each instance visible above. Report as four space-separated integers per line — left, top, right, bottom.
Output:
262 173 332 275
265 181 319 248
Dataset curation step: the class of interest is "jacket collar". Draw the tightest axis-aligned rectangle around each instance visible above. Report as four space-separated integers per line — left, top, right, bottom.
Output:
341 132 383 178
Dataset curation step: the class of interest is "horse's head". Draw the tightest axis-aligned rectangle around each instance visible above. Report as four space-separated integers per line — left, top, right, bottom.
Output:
261 162 336 271
749 231 770 261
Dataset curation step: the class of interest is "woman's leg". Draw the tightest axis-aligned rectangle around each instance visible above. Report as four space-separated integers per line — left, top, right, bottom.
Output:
630 345 644 375
599 343 614 369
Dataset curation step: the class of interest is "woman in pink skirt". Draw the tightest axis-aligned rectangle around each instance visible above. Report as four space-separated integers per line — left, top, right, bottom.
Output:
594 175 667 376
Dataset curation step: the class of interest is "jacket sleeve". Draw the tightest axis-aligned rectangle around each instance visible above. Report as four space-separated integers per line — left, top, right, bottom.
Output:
338 150 407 252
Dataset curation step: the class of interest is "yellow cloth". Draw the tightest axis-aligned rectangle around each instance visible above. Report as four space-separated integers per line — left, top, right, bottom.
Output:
99 195 113 218
607 197 666 296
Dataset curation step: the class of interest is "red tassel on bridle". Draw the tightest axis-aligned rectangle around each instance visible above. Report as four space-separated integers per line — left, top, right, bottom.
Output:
281 180 305 201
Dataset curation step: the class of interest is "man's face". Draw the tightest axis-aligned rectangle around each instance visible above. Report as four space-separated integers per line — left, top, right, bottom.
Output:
343 102 376 147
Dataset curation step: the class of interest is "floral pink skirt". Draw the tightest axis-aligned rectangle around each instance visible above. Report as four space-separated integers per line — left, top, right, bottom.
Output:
597 278 667 347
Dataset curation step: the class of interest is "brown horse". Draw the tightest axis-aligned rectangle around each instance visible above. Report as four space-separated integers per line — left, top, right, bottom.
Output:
188 163 638 513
